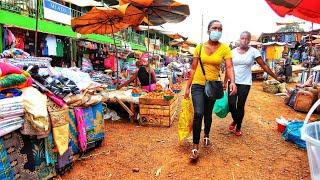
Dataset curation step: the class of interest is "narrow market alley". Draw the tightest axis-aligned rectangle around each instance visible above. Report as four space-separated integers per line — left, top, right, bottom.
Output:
62 82 310 180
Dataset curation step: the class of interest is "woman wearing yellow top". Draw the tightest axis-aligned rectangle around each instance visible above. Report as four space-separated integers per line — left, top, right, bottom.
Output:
184 20 237 160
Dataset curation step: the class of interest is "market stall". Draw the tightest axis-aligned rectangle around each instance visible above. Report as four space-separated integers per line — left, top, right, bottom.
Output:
0 49 107 178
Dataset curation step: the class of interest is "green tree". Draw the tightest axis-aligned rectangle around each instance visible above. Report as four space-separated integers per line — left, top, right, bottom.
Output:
276 22 304 33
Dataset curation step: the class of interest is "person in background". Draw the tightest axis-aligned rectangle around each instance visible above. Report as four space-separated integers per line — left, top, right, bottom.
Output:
184 20 237 161
104 51 116 71
225 31 280 136
301 50 308 62
283 53 292 83
292 50 300 64
117 58 157 92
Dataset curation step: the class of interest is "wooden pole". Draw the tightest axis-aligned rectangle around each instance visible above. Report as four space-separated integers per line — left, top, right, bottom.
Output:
34 0 39 56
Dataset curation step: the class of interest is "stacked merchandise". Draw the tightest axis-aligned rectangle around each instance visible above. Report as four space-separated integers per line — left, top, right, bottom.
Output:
0 91 24 137
89 71 112 85
0 58 106 178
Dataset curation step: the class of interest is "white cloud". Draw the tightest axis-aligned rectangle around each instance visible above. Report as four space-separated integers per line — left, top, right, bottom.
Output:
162 0 320 44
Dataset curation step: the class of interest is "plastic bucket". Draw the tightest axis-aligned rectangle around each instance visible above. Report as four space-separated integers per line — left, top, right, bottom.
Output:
277 123 286 133
301 99 320 180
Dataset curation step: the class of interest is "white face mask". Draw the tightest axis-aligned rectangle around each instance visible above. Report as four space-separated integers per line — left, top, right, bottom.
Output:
209 31 222 41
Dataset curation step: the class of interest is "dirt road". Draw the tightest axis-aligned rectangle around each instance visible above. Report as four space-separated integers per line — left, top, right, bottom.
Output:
63 82 311 180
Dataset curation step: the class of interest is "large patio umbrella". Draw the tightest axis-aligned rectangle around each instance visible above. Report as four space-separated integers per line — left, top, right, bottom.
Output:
265 0 320 23
265 0 320 79
119 0 190 26
119 0 190 89
71 6 144 84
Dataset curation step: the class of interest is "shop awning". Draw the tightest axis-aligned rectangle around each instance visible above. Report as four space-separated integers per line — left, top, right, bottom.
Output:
262 42 287 46
0 10 147 51
265 0 320 23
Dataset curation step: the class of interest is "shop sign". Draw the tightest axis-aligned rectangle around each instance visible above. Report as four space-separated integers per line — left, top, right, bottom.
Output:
43 0 71 25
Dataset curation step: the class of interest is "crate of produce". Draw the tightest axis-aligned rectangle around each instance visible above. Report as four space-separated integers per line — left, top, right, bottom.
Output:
139 91 178 127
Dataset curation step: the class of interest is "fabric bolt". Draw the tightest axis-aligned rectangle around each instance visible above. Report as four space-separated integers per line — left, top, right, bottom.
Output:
2 131 56 179
91 102 105 141
0 104 24 112
0 138 14 180
20 116 50 138
52 124 69 156
44 133 57 166
83 106 95 143
0 62 23 76
68 109 79 154
0 74 27 88
0 109 24 118
0 77 32 91
192 43 232 85
23 112 49 133
45 35 57 56
21 87 48 118
74 107 87 152
0 117 24 127
47 100 70 156
56 146 73 174
7 57 52 69
0 96 23 106
0 88 22 100
0 119 24 137
45 92 67 109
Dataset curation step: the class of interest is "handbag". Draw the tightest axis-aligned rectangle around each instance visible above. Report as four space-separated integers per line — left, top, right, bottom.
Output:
198 44 223 99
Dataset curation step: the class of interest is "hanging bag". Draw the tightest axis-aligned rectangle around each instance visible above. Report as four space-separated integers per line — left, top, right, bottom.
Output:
198 44 223 99
213 91 229 118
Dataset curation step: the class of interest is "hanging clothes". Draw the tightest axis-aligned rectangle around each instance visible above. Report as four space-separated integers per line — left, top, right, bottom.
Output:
15 34 25 50
266 46 276 60
56 39 64 57
3 28 15 50
296 33 302 42
45 35 57 56
274 46 284 60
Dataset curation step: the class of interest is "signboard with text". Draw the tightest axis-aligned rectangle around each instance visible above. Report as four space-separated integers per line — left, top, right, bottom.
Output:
43 0 71 25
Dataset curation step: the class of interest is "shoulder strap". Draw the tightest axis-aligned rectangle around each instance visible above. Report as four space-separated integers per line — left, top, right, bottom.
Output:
198 44 206 79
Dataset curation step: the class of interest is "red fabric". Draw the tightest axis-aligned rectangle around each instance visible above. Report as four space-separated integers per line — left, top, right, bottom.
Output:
15 34 25 50
265 0 320 23
104 54 116 71
0 62 23 76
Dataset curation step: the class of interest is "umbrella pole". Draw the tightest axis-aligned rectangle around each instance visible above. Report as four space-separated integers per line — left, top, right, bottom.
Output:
307 22 313 79
111 26 119 86
147 16 151 92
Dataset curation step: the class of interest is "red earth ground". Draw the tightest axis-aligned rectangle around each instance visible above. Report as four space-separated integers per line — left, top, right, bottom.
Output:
62 81 312 180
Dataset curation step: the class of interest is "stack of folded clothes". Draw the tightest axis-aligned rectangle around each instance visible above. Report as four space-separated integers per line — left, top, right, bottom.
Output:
0 91 24 137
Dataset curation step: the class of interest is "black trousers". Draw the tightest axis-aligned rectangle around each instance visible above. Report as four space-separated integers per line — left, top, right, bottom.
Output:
228 84 251 131
191 84 215 144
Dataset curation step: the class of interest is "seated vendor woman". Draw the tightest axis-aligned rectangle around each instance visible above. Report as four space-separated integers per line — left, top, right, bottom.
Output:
117 58 157 92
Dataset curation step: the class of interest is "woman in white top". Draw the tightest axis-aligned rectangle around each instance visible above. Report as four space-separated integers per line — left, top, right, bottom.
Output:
225 31 280 136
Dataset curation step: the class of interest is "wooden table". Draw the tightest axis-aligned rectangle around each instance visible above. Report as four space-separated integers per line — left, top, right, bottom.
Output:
101 90 140 123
